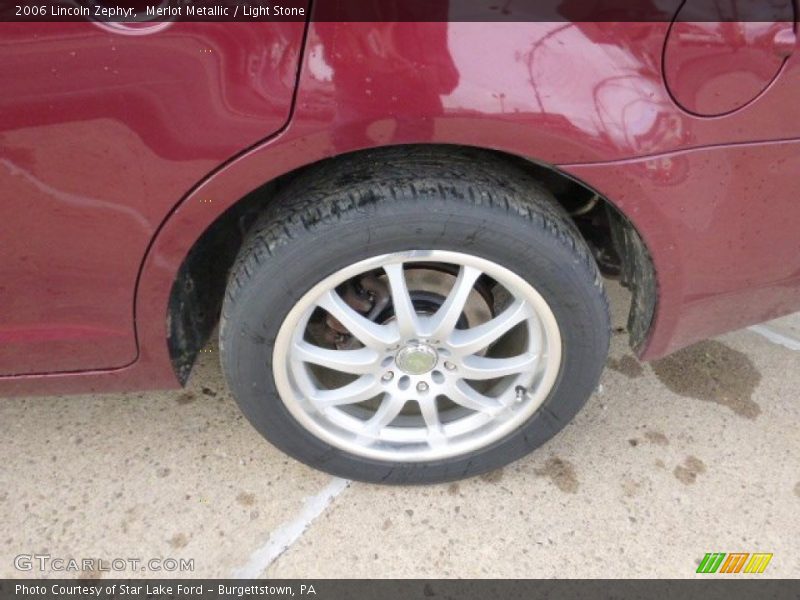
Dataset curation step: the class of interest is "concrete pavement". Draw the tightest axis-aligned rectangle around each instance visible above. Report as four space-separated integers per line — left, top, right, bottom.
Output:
1 281 798 578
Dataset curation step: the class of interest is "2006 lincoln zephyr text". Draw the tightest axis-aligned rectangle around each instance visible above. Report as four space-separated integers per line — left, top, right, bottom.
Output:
2 1 799 483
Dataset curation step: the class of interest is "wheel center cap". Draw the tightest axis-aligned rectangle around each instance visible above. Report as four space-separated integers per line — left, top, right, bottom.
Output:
395 343 438 375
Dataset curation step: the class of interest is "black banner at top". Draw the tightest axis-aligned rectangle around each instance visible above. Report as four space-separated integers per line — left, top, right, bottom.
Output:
0 0 797 23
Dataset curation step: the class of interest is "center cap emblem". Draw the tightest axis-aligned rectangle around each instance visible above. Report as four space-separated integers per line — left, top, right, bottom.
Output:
395 343 438 375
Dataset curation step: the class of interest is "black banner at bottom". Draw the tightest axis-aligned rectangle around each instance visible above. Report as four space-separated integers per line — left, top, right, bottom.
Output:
1 580 799 600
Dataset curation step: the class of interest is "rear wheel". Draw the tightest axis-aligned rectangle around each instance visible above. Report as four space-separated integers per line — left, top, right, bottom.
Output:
220 148 610 484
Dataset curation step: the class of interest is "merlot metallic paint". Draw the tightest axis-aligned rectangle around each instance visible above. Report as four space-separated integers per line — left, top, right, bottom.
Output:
1 17 799 395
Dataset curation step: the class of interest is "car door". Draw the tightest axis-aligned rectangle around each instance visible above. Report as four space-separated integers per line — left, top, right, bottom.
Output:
0 18 309 375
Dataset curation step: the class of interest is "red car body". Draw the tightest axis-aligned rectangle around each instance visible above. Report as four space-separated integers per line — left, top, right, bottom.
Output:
2 6 799 396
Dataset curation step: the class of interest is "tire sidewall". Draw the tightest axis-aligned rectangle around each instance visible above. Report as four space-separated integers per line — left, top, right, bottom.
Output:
222 198 609 484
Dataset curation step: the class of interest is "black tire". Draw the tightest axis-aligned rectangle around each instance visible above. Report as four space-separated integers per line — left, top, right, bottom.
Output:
220 147 610 484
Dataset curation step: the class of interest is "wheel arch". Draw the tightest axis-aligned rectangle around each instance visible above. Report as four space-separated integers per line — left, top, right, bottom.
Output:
136 140 656 385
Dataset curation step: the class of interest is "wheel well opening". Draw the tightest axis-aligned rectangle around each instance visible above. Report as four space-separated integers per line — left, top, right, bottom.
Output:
494 152 657 351
167 144 656 384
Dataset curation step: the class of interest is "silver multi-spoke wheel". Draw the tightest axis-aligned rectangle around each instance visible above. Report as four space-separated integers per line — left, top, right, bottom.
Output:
273 250 562 462
221 147 610 482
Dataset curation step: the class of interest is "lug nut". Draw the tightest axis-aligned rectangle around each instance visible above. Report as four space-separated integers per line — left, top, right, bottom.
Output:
444 361 456 371
416 382 429 393
382 371 394 382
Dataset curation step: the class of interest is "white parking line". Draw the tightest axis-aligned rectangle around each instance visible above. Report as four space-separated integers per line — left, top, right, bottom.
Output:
232 477 351 578
749 325 800 352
